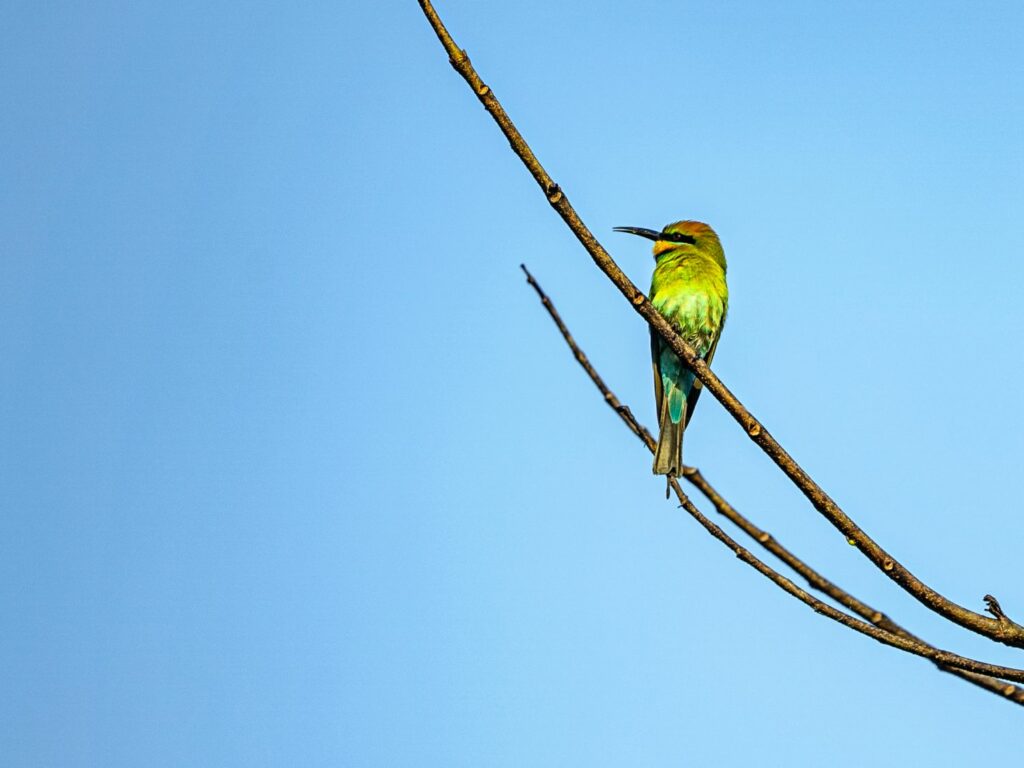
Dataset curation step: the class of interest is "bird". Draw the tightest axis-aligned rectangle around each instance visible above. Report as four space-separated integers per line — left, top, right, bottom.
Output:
614 221 728 476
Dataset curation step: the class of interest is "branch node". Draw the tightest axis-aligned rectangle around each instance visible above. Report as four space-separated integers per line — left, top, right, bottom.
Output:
476 83 491 97
448 48 469 68
984 594 1006 620
757 531 771 544
746 420 761 437
631 293 645 306
883 559 894 572
545 183 563 204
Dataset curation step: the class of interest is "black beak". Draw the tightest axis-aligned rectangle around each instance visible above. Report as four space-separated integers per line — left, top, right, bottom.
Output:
613 226 662 241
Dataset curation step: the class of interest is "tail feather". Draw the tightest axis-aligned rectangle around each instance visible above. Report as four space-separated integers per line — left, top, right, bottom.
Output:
653 396 686 475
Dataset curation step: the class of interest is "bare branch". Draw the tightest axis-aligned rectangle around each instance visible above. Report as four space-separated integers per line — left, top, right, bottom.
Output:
417 0 1024 648
521 264 1024 705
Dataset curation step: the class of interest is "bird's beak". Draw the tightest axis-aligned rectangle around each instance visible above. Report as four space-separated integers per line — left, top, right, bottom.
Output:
613 226 662 241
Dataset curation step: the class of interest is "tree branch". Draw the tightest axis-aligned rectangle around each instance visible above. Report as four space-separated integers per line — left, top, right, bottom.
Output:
417 0 1024 648
521 264 1024 705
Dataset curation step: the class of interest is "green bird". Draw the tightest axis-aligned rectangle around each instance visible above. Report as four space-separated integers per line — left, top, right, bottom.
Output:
614 221 728 476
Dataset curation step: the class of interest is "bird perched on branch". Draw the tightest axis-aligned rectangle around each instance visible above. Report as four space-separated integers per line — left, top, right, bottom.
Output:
614 221 728 476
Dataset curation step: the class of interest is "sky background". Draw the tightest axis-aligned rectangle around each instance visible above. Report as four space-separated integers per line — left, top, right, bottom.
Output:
2 1 1023 765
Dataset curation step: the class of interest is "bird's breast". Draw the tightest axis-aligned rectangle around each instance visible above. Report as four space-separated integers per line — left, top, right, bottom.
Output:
651 282 726 357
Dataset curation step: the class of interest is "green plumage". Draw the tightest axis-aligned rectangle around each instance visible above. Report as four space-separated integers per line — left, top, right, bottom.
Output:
618 220 728 476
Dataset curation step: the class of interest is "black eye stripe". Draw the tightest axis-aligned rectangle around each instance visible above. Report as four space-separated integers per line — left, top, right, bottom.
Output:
662 232 696 244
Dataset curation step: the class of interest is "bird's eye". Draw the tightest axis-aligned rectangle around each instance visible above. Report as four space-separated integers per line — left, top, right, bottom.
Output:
655 231 697 245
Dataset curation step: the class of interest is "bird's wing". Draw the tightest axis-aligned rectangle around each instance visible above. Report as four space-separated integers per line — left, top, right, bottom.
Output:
683 334 719 428
650 327 664 424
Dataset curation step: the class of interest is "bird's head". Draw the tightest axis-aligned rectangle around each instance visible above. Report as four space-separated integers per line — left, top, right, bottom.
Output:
614 220 725 271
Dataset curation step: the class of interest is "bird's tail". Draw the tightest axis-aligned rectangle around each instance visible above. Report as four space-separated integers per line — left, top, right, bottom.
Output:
652 397 685 476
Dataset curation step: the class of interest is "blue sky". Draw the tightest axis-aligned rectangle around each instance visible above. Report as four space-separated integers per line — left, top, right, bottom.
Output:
2 1 1023 765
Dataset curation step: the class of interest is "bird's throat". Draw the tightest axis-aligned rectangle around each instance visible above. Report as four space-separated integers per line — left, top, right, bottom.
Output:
653 240 690 258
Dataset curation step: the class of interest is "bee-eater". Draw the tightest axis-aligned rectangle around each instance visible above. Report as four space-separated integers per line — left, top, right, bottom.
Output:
614 221 728 475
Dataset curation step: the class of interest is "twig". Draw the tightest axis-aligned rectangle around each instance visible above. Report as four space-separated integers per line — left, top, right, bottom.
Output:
417 0 1024 648
521 263 1024 705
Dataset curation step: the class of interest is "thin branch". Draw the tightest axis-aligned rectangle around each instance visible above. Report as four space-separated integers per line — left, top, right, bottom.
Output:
683 468 1024 705
521 263 1024 705
417 0 1024 648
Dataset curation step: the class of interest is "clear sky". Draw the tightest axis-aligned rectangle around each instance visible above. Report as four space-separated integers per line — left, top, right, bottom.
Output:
2 1 1023 765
